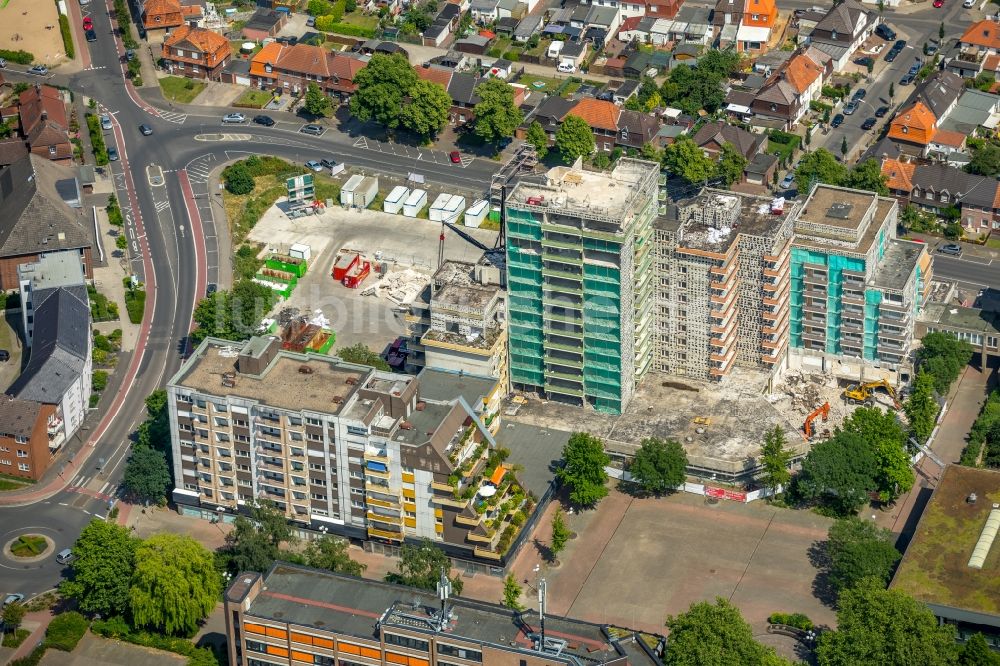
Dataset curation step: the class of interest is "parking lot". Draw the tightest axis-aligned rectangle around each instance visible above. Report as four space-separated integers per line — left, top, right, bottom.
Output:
247 201 498 353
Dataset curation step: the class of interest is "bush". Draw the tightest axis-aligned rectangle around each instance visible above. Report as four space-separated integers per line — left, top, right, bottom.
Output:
92 370 109 392
58 15 75 59
125 289 146 324
45 611 89 652
85 114 109 166
91 618 217 663
0 49 34 65
9 646 46 666
223 162 255 195
313 17 375 37
2 628 31 648
768 612 814 631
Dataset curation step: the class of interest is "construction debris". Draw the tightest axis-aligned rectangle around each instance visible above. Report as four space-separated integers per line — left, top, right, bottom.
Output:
370 267 430 307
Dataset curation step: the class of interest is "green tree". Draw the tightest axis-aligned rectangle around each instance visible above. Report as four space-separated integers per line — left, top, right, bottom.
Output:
817 581 957 666
556 432 610 507
60 520 138 616
307 0 332 15
662 136 716 184
844 158 889 195
665 598 789 666
338 343 391 370
2 601 26 633
473 79 524 145
940 21 946 40
715 142 748 187
130 533 221 635
841 135 849 159
889 81 895 100
759 426 792 497
959 633 1000 666
350 53 418 131
555 114 596 161
191 280 277 343
223 161 255 196
640 142 662 162
841 406 913 502
400 79 451 139
303 82 333 117
550 507 570 556
385 539 463 594
116 234 128 251
967 141 1000 177
917 331 974 395
629 437 687 495
824 518 901 594
502 575 524 610
223 500 295 573
525 120 548 158
795 431 877 516
905 369 939 443
122 445 171 505
795 148 847 193
305 535 366 576
592 152 611 169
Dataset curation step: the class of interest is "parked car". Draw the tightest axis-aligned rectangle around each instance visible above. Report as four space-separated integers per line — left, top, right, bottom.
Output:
908 60 923 75
875 23 897 41
305 160 323 172
0 58 6 69
869 44 885 55
28 65 48 76
108 146 119 161
85 29 97 42
780 172 795 189
938 243 962 256
222 113 246 124
925 42 939 56
450 151 462 164
100 114 112 130
300 124 324 135
56 548 75 565
82 16 93 30
885 48 901 62
253 114 275 126
899 73 915 85
320 158 338 169
894 40 907 51
844 100 859 115
306 16 315 26
964 0 976 6
831 113 845 128
139 124 152 136
206 283 217 296
854 56 874 68
875 105 890 117
2 593 24 607
125 49 135 61
557 62 575 73
933 0 943 7
861 117 877 130
852 88 867 101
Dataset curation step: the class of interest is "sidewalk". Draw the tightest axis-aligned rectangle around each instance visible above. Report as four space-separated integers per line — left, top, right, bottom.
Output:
7 610 55 663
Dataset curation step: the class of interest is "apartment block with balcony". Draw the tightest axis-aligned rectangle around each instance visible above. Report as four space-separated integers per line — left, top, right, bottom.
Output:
167 336 535 563
789 184 930 381
652 190 798 381
504 159 660 415
225 562 663 666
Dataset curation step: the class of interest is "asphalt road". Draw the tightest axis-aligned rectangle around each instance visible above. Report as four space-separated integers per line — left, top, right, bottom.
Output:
931 253 1000 288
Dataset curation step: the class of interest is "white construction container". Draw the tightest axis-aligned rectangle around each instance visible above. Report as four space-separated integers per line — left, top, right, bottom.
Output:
289 243 311 261
442 195 466 224
403 189 427 217
341 175 379 208
384 186 409 214
429 193 452 222
464 199 489 228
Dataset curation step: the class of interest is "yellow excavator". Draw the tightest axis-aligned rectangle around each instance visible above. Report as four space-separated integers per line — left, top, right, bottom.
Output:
842 379 901 409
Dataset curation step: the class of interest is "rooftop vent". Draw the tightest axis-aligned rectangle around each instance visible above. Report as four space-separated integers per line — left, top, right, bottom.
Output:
826 202 853 220
346 377 358 385
400 421 413 430
298 365 313 374
416 401 426 411
332 395 344 404
968 493 978 504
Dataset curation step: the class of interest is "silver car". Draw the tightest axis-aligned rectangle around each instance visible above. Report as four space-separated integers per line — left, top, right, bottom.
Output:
222 113 247 124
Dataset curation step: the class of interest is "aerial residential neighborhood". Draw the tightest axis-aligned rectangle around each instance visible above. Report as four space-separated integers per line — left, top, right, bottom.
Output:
1 0 1000 663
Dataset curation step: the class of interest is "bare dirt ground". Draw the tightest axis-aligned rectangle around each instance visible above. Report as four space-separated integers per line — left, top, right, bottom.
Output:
0 0 69 66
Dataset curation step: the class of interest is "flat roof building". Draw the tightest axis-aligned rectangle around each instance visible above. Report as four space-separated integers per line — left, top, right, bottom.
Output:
224 562 664 666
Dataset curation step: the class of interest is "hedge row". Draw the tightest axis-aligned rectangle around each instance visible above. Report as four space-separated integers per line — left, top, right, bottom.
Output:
58 14 75 59
91 618 220 666
0 48 34 64
85 113 109 166
125 288 146 324
313 17 375 38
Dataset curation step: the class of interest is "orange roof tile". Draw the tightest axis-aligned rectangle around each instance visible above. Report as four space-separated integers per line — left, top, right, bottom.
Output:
986 53 1000 73
932 130 966 148
565 98 620 132
784 53 822 95
887 101 937 146
992 182 1000 211
416 65 453 88
163 25 229 54
250 42 283 78
273 43 332 77
142 0 183 26
960 19 1000 51
881 158 915 191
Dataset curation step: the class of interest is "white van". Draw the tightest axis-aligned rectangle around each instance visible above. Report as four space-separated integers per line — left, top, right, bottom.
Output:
557 61 576 73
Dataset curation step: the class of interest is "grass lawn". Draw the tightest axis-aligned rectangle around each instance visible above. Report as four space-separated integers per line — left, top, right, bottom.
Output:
340 11 378 30
522 75 565 94
234 89 273 109
2 629 30 648
159 76 207 104
986 237 1000 249
523 39 550 57
768 138 798 165
487 36 512 58
10 535 48 557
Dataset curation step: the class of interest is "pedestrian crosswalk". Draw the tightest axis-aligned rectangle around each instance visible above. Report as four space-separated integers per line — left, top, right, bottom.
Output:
186 161 213 184
157 110 188 124
154 200 170 213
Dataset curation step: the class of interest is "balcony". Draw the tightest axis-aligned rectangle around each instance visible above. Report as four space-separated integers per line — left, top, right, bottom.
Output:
368 526 403 542
367 511 402 525
364 449 389 464
842 291 865 305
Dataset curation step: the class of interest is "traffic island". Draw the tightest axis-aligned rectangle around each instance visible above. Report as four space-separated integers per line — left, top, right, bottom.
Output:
6 533 53 562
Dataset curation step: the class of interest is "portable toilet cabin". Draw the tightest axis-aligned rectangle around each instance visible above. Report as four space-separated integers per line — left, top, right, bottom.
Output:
340 175 364 207
384 185 409 214
429 193 452 222
403 189 427 217
442 195 466 224
289 243 311 261
464 199 489 228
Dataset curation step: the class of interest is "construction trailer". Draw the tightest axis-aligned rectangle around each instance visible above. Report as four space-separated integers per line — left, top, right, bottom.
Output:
343 260 371 288
403 189 427 217
442 195 466 224
429 193 452 222
289 243 311 261
332 251 360 281
341 175 379 208
384 186 409 214
464 199 489 227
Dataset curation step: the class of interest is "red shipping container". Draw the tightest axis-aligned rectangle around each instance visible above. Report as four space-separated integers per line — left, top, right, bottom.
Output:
332 252 360 281
343 261 371 288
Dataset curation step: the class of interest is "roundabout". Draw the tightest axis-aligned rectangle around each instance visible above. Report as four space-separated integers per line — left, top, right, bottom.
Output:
5 533 55 564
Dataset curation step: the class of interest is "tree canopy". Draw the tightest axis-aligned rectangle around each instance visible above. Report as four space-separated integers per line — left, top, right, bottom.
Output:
658 50 739 115
130 533 221 636
904 368 939 444
557 432 610 507
816 582 957 666
349 53 418 130
716 142 749 187
123 445 172 505
843 158 889 195
917 332 974 395
967 140 1000 177
399 78 452 139
665 598 789 666
473 79 524 145
840 407 913 502
304 535 366 577
525 120 548 159
824 518 901 595
630 437 687 495
959 633 1000 666
191 280 277 343
385 539 463 594
223 500 295 574
662 136 716 185
550 507 570 555
794 148 847 193
759 426 792 497
794 431 877 516
337 343 390 371
555 114 596 161
303 82 333 117
60 520 139 616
